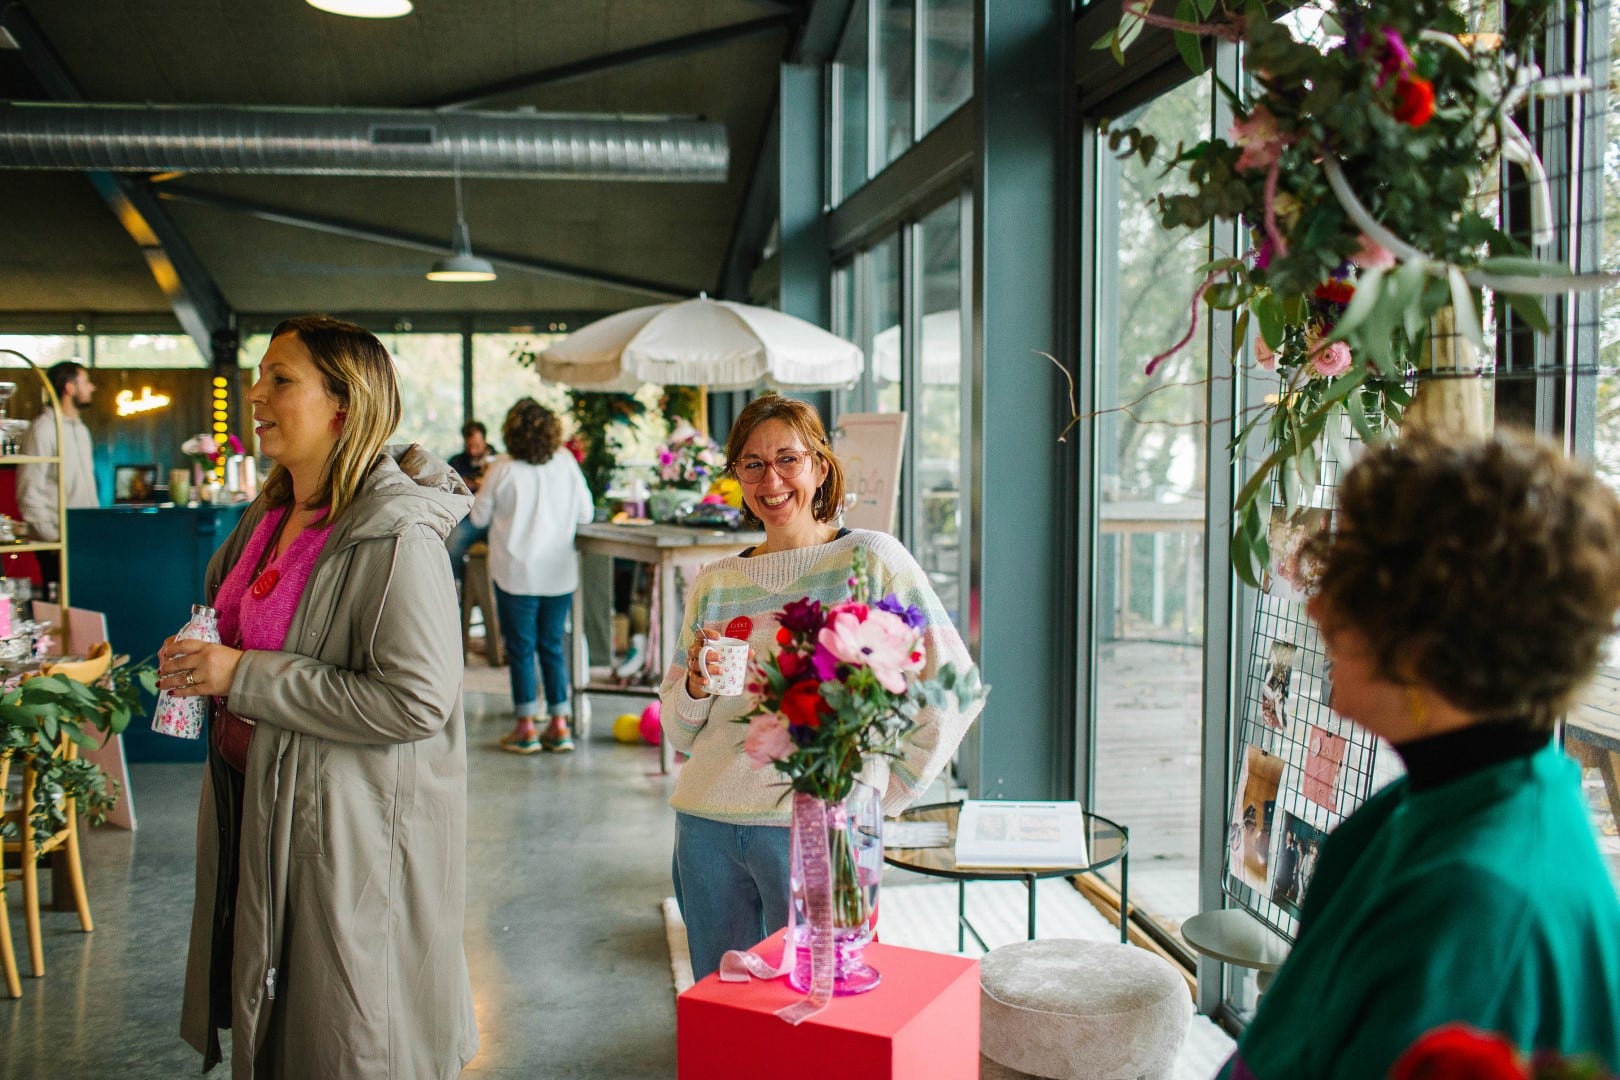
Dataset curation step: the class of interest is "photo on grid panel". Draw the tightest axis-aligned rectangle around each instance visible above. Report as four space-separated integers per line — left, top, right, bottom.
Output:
1227 744 1285 891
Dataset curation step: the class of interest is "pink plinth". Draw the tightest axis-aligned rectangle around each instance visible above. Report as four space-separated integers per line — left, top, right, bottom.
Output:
677 929 980 1080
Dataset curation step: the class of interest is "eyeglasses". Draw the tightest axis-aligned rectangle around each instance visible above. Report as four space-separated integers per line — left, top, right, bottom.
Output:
733 450 813 485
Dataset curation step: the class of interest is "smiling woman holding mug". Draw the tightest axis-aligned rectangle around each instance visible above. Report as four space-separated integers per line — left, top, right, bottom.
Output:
659 393 983 980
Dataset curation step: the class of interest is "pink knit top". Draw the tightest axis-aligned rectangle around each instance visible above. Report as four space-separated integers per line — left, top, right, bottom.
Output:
216 507 333 651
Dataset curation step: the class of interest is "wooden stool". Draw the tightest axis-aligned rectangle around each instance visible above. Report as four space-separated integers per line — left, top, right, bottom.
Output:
461 544 505 666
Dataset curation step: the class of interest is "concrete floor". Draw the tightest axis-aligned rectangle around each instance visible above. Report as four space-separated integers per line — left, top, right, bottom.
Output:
1 685 680 1079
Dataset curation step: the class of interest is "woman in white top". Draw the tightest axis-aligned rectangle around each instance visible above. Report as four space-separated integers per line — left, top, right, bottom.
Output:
469 398 593 753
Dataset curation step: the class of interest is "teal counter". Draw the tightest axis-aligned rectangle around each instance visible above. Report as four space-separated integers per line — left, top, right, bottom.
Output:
68 503 249 763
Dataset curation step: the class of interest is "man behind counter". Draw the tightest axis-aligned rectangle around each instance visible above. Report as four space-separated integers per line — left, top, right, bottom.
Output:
18 360 99 590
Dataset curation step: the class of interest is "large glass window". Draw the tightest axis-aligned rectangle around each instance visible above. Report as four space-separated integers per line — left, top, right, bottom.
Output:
472 333 568 455
1089 76 1214 934
93 334 206 369
876 0 917 169
920 0 972 133
383 331 463 458
832 0 872 204
915 199 964 625
1573 17 1619 891
0 334 89 368
871 235 903 414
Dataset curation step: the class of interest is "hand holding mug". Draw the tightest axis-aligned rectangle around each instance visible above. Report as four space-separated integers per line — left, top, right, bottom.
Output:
686 628 751 699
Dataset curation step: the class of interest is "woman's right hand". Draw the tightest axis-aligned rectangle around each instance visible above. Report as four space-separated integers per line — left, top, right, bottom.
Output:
685 628 718 700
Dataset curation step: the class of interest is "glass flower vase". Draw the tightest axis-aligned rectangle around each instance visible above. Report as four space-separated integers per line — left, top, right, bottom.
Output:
788 782 884 995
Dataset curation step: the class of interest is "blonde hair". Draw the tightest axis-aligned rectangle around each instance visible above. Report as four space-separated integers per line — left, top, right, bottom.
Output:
723 393 846 528
257 315 401 523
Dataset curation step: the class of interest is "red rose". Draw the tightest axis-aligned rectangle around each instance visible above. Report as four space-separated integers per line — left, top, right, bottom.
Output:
776 626 793 646
1391 1024 1526 1080
777 649 806 681
1393 76 1435 127
780 680 830 731
1314 279 1355 304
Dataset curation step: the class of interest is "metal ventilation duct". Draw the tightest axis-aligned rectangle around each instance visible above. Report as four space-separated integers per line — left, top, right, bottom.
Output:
0 101 729 181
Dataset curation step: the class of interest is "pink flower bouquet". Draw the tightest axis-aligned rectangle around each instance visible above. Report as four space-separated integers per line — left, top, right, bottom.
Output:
740 548 983 805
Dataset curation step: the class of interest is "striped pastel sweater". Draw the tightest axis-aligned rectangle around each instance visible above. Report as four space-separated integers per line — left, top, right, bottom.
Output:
660 529 982 825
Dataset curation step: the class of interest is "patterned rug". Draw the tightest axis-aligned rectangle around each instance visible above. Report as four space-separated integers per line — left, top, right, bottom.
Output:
664 880 1236 1079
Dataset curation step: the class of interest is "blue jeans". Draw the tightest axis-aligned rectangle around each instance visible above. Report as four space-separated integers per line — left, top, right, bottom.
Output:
493 585 572 718
446 517 487 588
673 813 793 981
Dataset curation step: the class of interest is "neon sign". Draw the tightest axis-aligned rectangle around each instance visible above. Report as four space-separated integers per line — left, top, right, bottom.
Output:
115 387 172 417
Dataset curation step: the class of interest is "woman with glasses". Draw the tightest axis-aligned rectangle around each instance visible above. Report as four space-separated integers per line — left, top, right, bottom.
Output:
659 393 983 979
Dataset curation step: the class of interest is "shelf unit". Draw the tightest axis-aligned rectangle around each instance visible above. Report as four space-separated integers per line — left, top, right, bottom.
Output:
0 349 73 654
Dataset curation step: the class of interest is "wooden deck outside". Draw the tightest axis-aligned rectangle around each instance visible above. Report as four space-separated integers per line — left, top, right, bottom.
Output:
1092 639 1205 934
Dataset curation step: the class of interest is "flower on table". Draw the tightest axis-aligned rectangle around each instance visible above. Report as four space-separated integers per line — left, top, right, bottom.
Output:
181 432 245 469
655 419 726 490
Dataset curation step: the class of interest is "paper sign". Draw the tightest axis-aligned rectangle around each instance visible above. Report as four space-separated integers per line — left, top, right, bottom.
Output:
833 412 907 533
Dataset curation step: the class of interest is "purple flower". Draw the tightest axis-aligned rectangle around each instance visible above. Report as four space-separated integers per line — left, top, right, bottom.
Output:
875 594 926 631
778 597 825 633
1253 237 1275 270
811 643 841 682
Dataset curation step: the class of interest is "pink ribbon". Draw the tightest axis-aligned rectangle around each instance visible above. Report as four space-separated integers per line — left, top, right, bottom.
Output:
717 792 837 1025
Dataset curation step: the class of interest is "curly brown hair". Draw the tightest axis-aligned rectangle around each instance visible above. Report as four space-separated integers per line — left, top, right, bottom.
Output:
1306 429 1620 731
724 393 846 529
502 398 561 464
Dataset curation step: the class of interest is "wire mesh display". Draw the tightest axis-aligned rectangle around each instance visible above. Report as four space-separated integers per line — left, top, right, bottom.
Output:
1222 433 1391 942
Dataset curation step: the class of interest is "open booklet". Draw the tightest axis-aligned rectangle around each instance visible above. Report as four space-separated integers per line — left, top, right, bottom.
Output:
954 800 1090 869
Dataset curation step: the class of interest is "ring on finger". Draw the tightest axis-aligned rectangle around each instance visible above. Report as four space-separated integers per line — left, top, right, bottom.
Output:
184 670 196 689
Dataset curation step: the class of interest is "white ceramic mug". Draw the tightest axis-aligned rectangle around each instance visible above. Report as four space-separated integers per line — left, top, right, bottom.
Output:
698 636 750 697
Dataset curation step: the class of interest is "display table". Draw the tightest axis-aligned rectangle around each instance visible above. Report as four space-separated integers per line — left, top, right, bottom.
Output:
885 801 1131 948
677 928 980 1079
572 521 762 771
68 502 248 762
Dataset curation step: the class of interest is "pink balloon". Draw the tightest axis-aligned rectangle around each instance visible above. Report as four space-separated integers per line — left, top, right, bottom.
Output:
639 701 662 746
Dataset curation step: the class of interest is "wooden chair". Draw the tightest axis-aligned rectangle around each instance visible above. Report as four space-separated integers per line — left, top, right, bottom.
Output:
1 641 112 985
0 748 19 998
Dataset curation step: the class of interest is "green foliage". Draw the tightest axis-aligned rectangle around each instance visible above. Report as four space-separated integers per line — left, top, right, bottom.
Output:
565 392 647 505
0 660 153 849
1101 0 1565 583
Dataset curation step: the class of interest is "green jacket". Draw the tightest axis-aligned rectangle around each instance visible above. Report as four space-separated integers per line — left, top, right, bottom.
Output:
180 446 478 1078
1223 741 1620 1079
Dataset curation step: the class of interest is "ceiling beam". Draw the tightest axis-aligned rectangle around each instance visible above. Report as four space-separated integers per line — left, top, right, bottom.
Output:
0 1 235 361
157 185 690 301
417 14 799 111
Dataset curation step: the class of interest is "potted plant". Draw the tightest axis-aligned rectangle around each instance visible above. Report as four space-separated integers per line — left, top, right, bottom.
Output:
1 661 153 850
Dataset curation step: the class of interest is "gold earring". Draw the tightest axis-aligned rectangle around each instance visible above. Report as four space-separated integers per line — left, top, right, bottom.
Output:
1405 686 1427 733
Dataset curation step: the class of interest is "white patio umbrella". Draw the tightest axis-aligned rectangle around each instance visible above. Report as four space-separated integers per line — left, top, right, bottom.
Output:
537 297 863 392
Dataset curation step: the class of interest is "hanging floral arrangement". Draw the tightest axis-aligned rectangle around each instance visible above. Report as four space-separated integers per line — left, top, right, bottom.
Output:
1099 0 1610 584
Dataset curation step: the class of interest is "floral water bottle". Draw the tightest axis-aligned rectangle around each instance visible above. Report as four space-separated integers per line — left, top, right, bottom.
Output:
151 604 219 739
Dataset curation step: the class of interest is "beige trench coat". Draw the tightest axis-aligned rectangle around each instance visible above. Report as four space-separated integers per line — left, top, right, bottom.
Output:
180 446 479 1078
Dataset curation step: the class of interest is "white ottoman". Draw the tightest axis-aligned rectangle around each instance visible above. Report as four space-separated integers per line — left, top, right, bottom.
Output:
979 938 1193 1080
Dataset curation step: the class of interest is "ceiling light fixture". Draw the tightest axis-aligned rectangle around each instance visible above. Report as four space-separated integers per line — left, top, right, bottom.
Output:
427 163 496 283
306 0 413 18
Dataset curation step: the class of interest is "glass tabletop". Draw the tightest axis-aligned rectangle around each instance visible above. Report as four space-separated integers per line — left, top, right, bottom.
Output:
884 800 1128 880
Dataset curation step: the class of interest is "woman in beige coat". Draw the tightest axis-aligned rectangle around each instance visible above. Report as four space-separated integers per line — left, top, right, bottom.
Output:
160 315 479 1077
